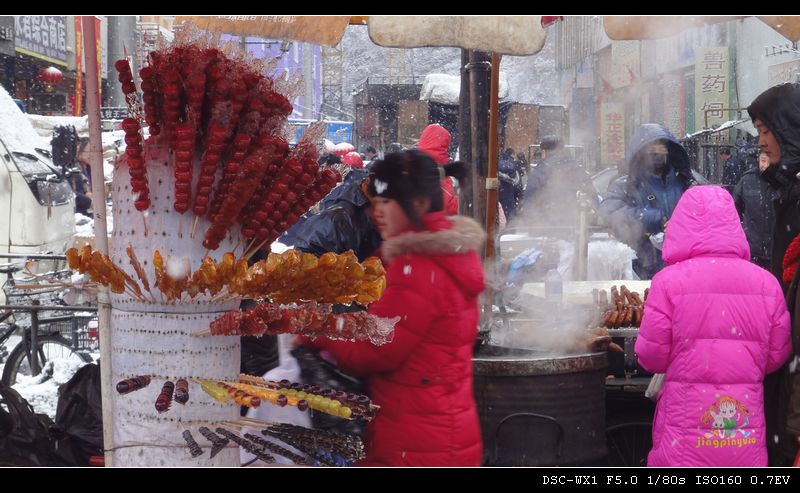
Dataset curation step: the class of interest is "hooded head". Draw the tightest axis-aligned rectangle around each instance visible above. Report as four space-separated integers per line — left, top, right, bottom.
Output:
747 83 800 187
626 124 691 180
417 124 452 165
342 151 364 169
662 186 749 265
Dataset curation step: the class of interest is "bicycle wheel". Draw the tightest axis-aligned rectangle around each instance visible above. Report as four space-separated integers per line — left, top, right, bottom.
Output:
605 422 653 467
1 335 92 386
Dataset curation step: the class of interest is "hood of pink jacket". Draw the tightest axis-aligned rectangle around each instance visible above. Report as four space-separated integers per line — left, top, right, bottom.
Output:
662 186 750 265
418 124 451 165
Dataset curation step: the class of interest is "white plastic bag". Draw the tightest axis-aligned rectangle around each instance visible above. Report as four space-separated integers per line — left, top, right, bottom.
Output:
645 373 665 401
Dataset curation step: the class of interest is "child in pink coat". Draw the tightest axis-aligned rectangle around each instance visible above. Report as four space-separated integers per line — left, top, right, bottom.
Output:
635 185 792 466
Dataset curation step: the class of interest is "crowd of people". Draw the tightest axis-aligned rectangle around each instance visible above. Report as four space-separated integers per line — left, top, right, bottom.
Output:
54 81 789 467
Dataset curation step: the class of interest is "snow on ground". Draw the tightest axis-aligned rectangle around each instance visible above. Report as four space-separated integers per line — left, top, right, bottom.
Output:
3 356 95 419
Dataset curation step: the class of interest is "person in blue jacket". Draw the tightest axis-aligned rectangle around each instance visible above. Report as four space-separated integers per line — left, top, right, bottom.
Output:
599 124 696 279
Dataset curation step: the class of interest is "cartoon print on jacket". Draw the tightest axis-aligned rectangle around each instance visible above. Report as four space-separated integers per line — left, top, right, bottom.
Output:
701 396 751 439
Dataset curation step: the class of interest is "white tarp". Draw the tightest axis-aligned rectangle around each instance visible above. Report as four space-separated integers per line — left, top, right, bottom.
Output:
369 16 547 56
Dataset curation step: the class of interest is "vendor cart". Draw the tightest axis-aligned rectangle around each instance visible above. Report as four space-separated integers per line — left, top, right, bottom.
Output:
477 276 655 466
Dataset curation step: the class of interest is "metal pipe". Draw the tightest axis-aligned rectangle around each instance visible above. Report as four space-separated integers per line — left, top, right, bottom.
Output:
485 53 501 260
458 49 472 217
30 300 40 374
0 305 98 312
0 254 67 260
82 16 114 467
466 52 491 248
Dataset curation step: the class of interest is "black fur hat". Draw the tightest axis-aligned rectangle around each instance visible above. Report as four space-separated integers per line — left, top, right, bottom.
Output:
368 149 467 225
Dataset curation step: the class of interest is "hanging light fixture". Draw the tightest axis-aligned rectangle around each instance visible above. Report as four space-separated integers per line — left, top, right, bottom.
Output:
37 66 64 92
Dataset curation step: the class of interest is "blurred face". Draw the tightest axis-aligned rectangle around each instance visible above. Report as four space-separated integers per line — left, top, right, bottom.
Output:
642 141 669 174
755 118 782 165
759 152 771 173
372 197 412 239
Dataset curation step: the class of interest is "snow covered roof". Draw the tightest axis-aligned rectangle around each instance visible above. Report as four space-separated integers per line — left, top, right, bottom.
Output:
0 86 51 153
27 114 90 139
419 72 509 105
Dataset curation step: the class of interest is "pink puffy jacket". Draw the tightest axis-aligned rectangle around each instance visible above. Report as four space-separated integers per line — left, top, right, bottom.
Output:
635 186 792 467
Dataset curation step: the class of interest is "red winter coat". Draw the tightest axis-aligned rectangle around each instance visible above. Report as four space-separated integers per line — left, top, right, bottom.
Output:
418 124 459 215
305 213 486 466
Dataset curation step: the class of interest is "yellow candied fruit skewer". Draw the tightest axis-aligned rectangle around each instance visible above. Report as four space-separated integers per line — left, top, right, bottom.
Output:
199 379 230 403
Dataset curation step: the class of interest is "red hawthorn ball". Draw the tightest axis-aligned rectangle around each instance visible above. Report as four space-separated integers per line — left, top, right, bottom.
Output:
174 141 194 152
134 198 151 211
139 66 154 79
175 126 194 140
202 238 219 250
121 118 139 135
175 171 192 183
274 182 289 195
129 167 146 179
125 145 143 158
114 59 131 73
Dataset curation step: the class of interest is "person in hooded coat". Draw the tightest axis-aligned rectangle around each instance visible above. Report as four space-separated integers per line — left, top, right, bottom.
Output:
417 124 459 215
747 82 800 465
300 150 485 466
599 124 696 280
635 186 791 467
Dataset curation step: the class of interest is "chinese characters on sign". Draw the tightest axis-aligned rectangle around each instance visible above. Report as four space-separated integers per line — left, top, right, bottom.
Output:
694 47 729 131
14 16 67 65
601 101 625 166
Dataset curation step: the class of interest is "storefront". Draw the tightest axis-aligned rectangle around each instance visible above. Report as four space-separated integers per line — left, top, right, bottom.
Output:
11 16 71 114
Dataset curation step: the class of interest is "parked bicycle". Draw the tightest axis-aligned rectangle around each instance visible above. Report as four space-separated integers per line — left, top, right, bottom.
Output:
0 257 96 386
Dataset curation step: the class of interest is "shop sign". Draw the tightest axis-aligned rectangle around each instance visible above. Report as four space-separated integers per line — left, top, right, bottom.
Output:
14 16 67 66
694 46 729 130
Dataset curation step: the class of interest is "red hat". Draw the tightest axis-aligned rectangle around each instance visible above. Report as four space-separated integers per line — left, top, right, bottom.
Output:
342 151 364 169
782 234 800 284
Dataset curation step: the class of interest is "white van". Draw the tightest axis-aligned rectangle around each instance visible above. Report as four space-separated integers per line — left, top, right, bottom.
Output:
0 87 75 257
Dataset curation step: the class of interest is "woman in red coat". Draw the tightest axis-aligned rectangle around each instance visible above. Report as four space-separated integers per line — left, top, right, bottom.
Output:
302 149 486 466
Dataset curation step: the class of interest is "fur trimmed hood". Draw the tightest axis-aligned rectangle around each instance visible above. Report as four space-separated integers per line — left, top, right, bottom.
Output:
381 214 486 262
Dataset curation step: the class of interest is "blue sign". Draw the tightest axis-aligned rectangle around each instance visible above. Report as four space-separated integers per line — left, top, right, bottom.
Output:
289 119 353 145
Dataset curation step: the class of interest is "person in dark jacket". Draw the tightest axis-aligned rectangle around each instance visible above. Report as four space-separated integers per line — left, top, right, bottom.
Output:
291 168 382 262
522 136 597 227
497 148 520 219
747 82 800 466
719 147 743 189
733 151 777 269
599 124 696 280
